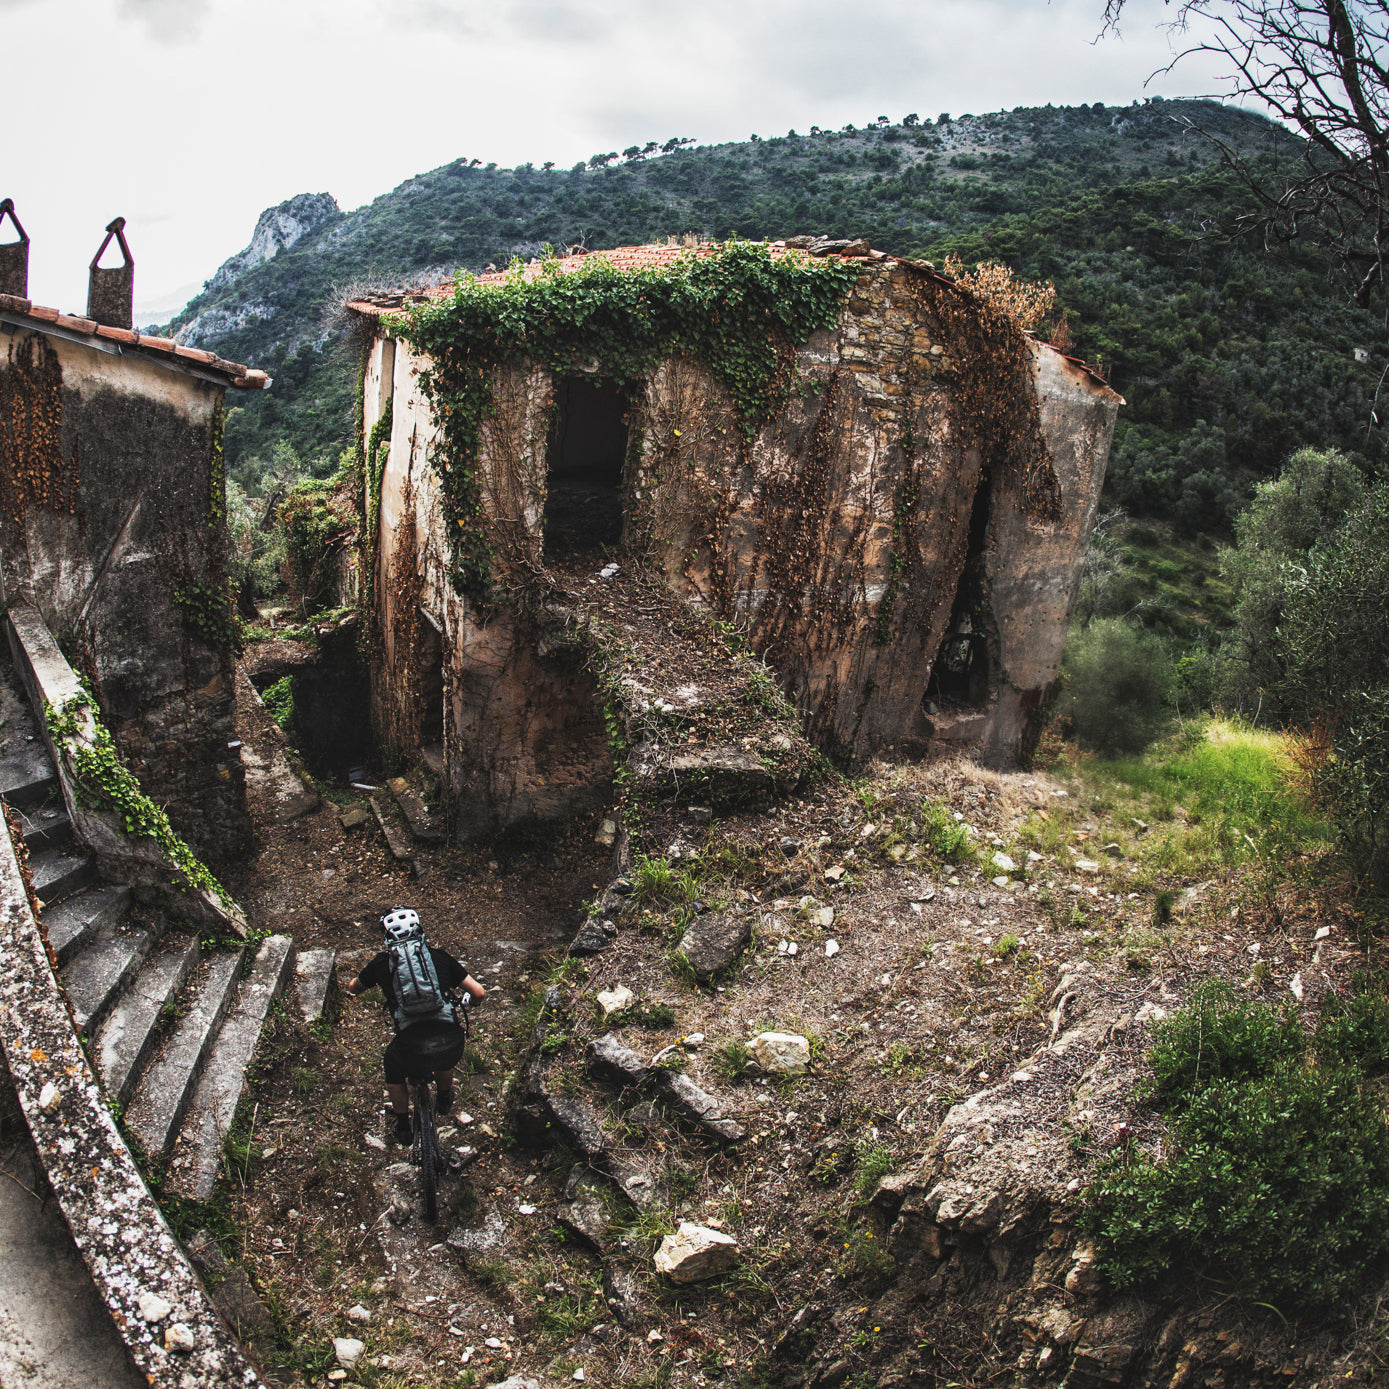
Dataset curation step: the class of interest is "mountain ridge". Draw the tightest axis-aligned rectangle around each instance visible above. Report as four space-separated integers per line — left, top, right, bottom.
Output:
176 99 1386 530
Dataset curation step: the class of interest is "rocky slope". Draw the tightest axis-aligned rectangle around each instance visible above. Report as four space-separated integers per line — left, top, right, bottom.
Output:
198 671 1380 1387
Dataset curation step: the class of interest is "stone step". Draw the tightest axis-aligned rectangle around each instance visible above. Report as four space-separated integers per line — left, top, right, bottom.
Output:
294 947 338 1023
44 884 133 964
169 936 296 1201
92 935 202 1107
125 950 245 1160
62 924 156 1035
29 846 95 907
388 776 444 843
0 653 59 808
13 798 72 854
369 793 414 860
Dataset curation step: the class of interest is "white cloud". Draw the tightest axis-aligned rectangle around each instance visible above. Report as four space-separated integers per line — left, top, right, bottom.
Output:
5 0 1241 313
116 0 211 42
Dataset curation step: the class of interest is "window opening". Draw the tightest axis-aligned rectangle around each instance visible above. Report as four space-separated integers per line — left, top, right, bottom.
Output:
543 377 628 556
926 476 995 712
419 613 444 765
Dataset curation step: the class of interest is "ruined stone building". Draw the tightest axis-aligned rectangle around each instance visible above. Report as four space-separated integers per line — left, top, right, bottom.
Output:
0 202 268 861
348 239 1121 838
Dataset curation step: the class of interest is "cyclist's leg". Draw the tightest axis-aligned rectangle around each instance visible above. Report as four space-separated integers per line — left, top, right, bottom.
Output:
383 1039 413 1142
434 1066 455 1114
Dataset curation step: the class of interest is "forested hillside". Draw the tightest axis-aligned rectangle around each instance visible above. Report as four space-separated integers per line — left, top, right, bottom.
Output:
173 99 1388 530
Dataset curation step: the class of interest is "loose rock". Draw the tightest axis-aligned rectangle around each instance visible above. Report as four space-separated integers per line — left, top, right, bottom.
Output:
596 985 635 1016
334 1337 365 1368
165 1324 196 1354
676 912 751 980
751 1031 811 1075
654 1221 740 1282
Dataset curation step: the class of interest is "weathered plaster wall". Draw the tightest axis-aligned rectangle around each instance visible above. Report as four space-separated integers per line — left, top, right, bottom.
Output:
981 348 1120 764
362 258 1119 835
366 338 612 836
0 325 250 861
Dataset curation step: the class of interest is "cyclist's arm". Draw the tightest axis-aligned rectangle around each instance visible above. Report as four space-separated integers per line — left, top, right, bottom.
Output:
346 954 386 998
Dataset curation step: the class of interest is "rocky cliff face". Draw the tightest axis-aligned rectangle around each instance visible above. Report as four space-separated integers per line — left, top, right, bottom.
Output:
207 193 340 294
180 193 339 348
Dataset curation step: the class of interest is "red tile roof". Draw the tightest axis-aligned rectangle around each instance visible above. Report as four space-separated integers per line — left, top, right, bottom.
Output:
0 292 269 389
342 240 1120 395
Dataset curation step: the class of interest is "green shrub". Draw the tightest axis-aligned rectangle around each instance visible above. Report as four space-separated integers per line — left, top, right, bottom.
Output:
1058 617 1173 757
1084 980 1389 1309
262 676 294 730
1315 984 1389 1077
1146 979 1304 1109
1085 1066 1389 1307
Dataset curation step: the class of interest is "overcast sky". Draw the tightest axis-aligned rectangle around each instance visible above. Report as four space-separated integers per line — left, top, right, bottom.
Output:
1 0 1232 319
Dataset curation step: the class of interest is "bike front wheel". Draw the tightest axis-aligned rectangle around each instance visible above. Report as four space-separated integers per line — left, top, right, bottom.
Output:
414 1086 438 1224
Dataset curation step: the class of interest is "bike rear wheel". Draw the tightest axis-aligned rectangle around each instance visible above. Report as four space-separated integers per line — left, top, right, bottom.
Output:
413 1080 438 1224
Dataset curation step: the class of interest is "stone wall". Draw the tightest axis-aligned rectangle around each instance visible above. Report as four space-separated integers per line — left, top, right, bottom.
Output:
360 254 1120 835
0 325 251 863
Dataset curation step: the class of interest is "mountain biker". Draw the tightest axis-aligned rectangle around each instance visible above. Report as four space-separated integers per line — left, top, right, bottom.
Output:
346 907 487 1145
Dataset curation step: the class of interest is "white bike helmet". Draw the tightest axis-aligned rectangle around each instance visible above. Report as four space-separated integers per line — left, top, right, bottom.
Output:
381 907 422 941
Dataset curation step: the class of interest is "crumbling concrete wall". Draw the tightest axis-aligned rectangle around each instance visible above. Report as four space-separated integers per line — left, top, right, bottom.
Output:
0 325 250 862
361 254 1120 836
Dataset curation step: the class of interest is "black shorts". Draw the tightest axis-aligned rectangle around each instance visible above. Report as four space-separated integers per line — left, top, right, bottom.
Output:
382 1021 467 1082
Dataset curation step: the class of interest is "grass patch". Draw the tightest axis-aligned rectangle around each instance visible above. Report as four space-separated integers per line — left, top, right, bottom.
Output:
1034 718 1333 879
711 1039 752 1082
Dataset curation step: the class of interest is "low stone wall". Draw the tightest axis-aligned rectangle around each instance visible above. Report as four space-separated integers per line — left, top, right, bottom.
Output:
0 816 266 1388
7 601 245 935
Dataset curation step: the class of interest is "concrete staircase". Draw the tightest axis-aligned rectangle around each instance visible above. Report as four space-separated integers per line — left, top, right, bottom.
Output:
0 650 335 1202
369 771 445 876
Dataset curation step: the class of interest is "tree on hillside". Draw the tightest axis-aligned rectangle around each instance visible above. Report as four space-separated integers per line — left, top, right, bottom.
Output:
1103 0 1389 326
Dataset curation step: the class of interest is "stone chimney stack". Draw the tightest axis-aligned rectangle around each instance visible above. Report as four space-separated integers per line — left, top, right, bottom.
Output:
0 199 29 299
87 217 134 329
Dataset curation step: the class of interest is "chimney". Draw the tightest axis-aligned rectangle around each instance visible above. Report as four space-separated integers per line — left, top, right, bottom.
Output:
0 199 29 299
87 217 134 329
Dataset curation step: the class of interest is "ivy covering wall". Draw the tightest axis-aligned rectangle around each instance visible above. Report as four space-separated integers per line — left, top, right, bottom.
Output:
391 241 858 602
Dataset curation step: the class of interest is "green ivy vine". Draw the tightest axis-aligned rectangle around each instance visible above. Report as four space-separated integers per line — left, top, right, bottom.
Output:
207 401 226 528
173 582 241 654
44 696 235 911
363 395 393 593
391 241 858 604
874 412 920 646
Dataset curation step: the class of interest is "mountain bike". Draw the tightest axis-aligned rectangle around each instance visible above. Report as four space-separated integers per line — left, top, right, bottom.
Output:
400 998 470 1224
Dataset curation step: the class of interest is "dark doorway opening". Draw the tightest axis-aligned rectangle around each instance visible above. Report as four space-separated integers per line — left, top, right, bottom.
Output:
926 477 996 712
543 377 628 556
419 615 445 773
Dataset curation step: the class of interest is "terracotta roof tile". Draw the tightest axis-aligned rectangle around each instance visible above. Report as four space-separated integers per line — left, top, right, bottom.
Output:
343 239 1115 387
0 298 268 388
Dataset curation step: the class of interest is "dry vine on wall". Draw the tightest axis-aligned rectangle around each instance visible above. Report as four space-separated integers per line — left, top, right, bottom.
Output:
0 335 79 534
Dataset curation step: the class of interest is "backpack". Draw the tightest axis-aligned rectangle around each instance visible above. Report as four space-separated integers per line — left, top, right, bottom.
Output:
387 936 457 1032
